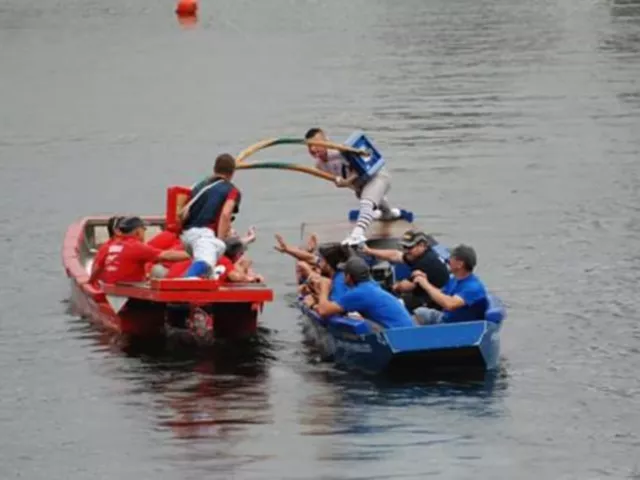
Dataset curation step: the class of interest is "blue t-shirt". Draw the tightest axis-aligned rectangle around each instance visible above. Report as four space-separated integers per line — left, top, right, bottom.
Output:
336 280 414 329
441 274 488 323
329 271 349 301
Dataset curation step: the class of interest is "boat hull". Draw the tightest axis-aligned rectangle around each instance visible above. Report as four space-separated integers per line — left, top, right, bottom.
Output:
299 298 503 377
296 210 506 378
63 216 273 343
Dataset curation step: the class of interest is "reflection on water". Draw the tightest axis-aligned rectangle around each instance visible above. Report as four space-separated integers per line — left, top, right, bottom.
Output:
293 362 510 476
74 318 277 437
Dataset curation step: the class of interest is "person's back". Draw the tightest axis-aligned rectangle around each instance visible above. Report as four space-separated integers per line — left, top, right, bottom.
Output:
337 279 414 329
91 216 123 281
182 177 240 232
329 270 348 301
314 256 414 329
91 217 190 285
100 236 159 284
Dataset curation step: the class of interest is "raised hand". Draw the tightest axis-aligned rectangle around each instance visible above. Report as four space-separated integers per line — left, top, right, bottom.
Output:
274 234 288 253
306 233 318 252
244 226 257 244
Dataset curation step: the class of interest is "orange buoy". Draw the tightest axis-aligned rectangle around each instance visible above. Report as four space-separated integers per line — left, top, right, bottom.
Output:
175 0 197 17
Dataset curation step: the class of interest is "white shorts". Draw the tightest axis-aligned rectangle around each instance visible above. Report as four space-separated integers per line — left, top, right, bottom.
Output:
180 227 226 268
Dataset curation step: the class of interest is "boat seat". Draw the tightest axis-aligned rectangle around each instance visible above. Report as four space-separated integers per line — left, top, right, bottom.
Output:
165 185 192 233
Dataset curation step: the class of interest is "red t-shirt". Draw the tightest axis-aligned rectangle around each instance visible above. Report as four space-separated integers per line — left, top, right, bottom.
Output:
146 231 182 250
97 236 163 284
91 236 119 278
215 256 234 282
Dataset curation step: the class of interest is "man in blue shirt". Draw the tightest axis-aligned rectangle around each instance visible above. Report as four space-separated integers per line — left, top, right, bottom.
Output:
412 244 488 325
313 256 415 329
295 242 350 303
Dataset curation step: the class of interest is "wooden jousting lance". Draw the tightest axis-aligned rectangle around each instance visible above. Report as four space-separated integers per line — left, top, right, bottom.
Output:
234 136 370 182
236 137 369 164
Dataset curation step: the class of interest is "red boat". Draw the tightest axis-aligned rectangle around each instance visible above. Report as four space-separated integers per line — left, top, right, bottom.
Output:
62 186 274 342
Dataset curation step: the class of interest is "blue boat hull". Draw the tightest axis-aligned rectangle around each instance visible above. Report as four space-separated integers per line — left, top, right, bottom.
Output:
297 209 506 378
299 295 504 377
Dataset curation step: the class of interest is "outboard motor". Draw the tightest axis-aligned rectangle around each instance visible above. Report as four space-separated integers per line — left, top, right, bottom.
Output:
370 260 394 292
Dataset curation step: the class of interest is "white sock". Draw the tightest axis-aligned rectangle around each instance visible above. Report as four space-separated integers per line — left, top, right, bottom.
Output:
354 199 375 235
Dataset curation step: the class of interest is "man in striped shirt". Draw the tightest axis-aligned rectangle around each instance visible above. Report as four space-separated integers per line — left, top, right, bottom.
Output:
305 128 401 246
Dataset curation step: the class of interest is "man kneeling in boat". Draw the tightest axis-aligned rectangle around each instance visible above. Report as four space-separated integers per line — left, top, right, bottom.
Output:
89 216 191 285
412 244 488 325
312 256 415 330
179 153 240 278
362 229 450 313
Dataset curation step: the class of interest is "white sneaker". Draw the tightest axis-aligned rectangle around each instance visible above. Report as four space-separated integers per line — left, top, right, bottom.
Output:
372 209 383 220
341 232 367 246
380 208 402 221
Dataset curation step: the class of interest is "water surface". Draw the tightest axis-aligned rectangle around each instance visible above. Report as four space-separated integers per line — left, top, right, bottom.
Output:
1 0 640 478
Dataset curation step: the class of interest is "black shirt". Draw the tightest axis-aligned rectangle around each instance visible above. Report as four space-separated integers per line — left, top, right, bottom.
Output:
401 248 450 311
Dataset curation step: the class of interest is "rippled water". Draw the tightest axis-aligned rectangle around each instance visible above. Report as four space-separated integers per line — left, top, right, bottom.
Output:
1 0 640 478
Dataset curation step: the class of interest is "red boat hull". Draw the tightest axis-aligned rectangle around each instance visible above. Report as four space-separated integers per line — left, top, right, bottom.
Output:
63 216 273 341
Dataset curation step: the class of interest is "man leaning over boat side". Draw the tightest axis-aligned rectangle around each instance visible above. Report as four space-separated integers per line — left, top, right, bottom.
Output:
178 153 241 278
312 256 415 330
362 229 450 313
272 233 324 284
273 234 350 305
220 236 265 283
88 217 191 285
411 244 488 325
299 244 351 307
304 128 401 246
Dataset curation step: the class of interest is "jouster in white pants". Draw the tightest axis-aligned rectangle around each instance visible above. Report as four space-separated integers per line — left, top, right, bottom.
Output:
179 173 241 278
180 227 226 270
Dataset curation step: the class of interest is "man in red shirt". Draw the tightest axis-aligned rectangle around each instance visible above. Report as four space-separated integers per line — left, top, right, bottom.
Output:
219 237 264 283
90 215 123 280
89 216 190 285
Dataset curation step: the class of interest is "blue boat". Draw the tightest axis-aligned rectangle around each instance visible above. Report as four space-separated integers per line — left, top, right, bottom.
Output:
296 210 506 378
